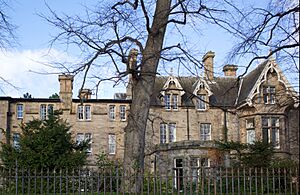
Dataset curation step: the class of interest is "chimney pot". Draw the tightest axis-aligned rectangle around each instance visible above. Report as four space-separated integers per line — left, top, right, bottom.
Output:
79 89 92 100
223 64 238 77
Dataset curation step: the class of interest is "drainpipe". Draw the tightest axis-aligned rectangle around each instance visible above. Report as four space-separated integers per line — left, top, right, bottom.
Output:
187 107 190 140
6 98 12 144
223 109 230 168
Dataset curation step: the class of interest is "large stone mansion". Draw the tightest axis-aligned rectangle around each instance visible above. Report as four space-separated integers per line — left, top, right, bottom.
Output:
0 51 299 173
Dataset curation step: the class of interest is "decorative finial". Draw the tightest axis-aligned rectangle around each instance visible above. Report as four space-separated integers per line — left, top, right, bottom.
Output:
268 48 275 61
170 67 173 76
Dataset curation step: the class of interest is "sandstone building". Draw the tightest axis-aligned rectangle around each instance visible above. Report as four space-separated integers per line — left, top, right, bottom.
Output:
0 51 299 176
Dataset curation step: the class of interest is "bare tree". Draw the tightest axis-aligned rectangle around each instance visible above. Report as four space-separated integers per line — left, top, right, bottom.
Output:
43 0 298 192
0 0 16 49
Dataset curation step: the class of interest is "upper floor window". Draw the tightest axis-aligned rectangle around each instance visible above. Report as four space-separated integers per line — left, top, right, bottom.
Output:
120 105 126 121
196 95 206 110
40 104 54 120
76 133 92 154
17 104 23 119
246 118 255 144
77 105 91 120
262 117 280 148
263 86 276 104
109 105 115 120
108 134 116 154
13 133 20 149
200 123 211 141
160 123 176 144
40 104 47 120
164 94 178 110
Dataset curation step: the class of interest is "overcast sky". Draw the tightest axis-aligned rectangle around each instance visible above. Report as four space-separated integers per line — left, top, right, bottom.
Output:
0 0 297 98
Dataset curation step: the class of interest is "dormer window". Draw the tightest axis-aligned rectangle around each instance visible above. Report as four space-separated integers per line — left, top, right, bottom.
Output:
263 86 275 104
164 94 178 110
196 95 206 110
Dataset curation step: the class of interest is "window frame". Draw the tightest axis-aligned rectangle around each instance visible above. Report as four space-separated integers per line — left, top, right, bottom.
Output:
263 86 276 104
196 95 206 111
246 118 255 144
109 105 116 120
16 104 23 119
262 117 280 149
13 133 20 149
200 123 211 141
108 134 116 154
40 104 47 120
120 105 126 121
84 105 91 120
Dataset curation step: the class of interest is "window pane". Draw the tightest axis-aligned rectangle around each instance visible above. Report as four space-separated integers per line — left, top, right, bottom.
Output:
160 123 167 143
13 133 20 149
47 104 54 115
108 134 116 154
169 123 176 142
197 95 206 110
40 105 47 120
85 106 91 120
200 123 211 141
78 105 84 120
262 128 269 144
165 94 171 110
85 133 92 154
109 105 115 120
172 95 178 109
120 105 126 120
17 104 23 119
262 117 269 127
76 133 84 145
247 130 255 144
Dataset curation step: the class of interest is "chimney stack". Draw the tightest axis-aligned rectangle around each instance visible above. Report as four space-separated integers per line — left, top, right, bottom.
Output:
59 74 73 110
202 51 215 81
223 64 238 77
79 89 92 100
126 49 138 99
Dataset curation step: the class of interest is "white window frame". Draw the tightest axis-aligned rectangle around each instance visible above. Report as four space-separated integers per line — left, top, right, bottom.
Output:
160 123 176 143
262 117 280 149
108 134 116 154
200 123 211 141
109 105 115 120
84 105 91 120
78 105 84 120
47 104 54 116
120 105 126 121
263 86 276 104
17 104 23 119
196 95 206 110
40 104 47 120
13 133 20 149
84 133 92 154
246 118 255 144
164 94 171 110
172 95 178 110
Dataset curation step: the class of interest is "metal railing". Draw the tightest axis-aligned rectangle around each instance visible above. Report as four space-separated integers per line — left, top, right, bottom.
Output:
0 166 298 194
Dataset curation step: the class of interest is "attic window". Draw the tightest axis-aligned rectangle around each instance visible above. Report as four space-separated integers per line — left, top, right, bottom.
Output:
196 95 206 110
263 86 276 104
164 94 178 110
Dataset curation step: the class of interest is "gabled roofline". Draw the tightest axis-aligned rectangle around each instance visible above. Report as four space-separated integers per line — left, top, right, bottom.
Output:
160 75 185 96
192 77 213 96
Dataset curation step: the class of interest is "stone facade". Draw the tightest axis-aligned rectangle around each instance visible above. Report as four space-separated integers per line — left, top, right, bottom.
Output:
0 53 299 172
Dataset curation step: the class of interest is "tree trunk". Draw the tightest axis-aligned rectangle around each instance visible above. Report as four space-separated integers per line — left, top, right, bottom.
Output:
122 0 171 193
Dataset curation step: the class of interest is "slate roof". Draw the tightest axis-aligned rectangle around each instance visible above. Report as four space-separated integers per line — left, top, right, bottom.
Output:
150 60 269 108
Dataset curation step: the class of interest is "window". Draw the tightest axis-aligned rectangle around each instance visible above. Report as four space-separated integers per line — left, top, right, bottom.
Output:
77 105 91 120
40 104 47 120
40 104 54 120
164 94 171 110
246 118 255 144
164 94 179 110
13 133 20 149
172 95 178 110
17 104 23 119
108 134 116 154
109 105 115 120
263 86 276 104
200 123 211 141
190 158 200 182
76 133 92 154
85 105 91 120
262 117 280 148
160 123 176 144
196 95 206 110
120 105 126 121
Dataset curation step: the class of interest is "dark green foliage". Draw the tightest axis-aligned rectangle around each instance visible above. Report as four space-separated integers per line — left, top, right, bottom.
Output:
216 140 274 167
0 112 88 170
23 92 33 99
49 93 59 99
